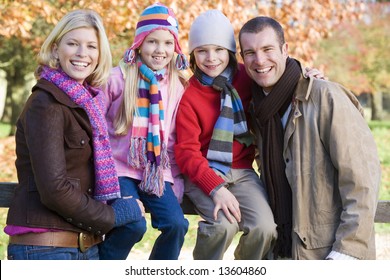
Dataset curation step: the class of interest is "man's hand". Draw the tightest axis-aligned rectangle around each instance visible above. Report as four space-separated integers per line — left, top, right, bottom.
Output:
212 187 241 223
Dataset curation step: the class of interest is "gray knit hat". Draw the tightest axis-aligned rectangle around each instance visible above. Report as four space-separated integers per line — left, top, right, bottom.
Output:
188 10 236 54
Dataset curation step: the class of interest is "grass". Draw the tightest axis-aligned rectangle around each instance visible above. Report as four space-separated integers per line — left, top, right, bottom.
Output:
0 123 11 138
0 209 8 260
0 120 389 259
370 121 390 234
370 121 390 200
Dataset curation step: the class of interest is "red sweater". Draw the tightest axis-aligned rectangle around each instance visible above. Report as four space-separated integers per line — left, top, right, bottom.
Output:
174 64 255 195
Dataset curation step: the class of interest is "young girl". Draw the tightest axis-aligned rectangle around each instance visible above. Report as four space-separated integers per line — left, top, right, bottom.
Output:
98 3 189 260
174 9 277 260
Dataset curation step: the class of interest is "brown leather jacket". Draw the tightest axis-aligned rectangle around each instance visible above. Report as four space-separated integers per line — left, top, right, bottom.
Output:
6 79 115 236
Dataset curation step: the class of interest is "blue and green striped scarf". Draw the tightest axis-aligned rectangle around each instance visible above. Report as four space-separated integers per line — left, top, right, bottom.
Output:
195 67 252 174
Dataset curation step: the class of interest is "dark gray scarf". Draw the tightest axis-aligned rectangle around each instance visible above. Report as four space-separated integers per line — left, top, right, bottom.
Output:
251 57 302 258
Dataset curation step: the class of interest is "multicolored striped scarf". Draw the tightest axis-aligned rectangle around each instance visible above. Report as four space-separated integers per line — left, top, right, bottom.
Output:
128 62 169 197
195 67 252 174
40 66 121 201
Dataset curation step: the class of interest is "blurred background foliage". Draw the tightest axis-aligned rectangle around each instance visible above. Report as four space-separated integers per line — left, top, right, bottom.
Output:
2 0 389 134
0 0 389 260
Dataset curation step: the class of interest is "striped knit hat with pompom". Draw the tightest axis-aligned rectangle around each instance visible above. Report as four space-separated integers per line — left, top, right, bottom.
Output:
123 2 188 70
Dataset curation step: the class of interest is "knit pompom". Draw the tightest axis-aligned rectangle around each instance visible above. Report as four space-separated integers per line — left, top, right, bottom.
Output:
123 48 136 65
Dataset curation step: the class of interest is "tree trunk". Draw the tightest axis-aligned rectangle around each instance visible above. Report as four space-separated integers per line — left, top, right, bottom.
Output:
1 80 13 125
5 72 34 136
0 69 7 120
371 91 383 121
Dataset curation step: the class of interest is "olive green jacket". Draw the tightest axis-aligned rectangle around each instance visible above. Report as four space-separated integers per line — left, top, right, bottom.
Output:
252 75 381 259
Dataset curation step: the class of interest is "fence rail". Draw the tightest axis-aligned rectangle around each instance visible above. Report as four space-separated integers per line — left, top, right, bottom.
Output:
1 182 389 223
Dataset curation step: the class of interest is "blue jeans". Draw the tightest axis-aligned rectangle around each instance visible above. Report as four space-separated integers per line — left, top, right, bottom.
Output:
98 177 189 260
7 244 99 260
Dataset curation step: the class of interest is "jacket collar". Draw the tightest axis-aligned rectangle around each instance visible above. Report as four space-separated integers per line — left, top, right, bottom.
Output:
294 73 315 102
32 79 80 108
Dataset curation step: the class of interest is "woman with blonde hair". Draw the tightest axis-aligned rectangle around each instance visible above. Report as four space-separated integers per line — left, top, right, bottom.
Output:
5 9 144 260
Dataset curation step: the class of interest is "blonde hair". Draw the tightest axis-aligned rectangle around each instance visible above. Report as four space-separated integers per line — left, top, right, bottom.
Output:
35 9 112 88
114 55 187 135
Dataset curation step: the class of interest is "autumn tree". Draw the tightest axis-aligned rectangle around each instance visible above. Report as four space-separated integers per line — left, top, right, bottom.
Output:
0 0 365 135
315 2 390 120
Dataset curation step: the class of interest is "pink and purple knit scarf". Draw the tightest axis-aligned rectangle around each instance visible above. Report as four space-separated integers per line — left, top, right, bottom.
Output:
128 62 169 197
40 66 120 201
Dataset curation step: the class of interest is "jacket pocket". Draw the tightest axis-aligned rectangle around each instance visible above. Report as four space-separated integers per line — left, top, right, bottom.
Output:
64 130 90 149
26 176 82 227
26 176 64 226
295 223 337 250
